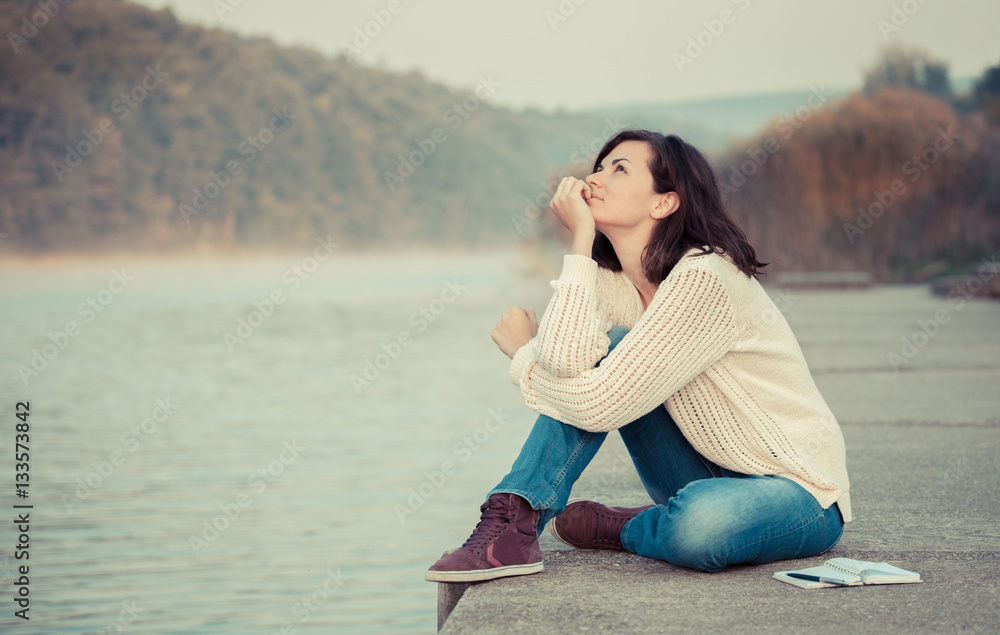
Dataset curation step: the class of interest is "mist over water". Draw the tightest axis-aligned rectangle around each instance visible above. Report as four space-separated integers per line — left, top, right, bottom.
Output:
0 250 554 633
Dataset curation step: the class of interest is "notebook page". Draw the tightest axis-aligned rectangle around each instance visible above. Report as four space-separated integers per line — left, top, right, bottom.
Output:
825 558 865 577
775 564 862 585
826 558 920 584
859 563 920 584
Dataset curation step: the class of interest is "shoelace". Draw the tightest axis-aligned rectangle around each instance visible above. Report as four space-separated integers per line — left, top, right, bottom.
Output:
459 499 512 552
593 507 628 544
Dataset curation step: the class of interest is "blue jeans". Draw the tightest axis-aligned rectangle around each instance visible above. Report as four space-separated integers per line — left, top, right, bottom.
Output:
491 326 844 572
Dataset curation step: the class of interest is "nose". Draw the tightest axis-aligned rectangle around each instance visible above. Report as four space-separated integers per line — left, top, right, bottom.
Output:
585 172 602 191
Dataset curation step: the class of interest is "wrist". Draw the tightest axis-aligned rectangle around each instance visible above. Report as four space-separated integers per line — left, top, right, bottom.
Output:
570 226 595 257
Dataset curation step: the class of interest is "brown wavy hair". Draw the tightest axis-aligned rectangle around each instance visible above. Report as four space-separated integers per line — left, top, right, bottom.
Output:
590 129 768 282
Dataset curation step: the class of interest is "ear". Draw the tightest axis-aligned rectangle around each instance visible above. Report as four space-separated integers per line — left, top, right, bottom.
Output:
651 192 680 220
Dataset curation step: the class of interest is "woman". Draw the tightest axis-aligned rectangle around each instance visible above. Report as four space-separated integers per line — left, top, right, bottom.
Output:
426 129 850 582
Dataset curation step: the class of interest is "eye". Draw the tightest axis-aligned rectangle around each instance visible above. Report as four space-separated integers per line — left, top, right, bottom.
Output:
616 164 626 172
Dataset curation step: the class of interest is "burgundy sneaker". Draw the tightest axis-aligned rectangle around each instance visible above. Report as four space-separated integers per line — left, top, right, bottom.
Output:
426 493 543 582
549 500 653 550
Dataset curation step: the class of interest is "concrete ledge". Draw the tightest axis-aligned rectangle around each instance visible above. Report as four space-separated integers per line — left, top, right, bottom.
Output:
437 582 470 631
441 549 1000 634
438 286 1000 633
929 274 1000 299
775 271 873 289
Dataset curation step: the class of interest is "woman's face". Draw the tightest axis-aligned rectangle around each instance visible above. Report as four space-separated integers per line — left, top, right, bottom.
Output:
585 140 669 230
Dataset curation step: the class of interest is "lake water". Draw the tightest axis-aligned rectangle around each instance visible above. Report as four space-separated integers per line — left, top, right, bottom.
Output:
0 249 559 633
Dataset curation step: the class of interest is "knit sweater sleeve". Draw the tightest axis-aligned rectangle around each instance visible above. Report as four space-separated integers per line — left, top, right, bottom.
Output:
511 257 740 433
508 255 614 383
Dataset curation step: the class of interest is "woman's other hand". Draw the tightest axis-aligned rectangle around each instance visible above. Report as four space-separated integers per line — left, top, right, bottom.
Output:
492 307 538 359
549 176 597 257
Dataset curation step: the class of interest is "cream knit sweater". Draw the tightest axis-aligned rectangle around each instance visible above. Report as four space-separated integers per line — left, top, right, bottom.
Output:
508 248 852 522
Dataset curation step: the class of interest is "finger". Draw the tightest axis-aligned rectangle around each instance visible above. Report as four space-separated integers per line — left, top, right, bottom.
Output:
557 176 580 200
552 178 571 202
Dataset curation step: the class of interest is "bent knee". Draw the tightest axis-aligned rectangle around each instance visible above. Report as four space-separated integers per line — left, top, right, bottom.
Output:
658 506 735 572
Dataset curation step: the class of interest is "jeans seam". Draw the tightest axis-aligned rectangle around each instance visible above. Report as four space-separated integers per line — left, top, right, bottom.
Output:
489 488 543 511
697 452 722 478
730 504 828 563
818 509 845 555
540 431 593 509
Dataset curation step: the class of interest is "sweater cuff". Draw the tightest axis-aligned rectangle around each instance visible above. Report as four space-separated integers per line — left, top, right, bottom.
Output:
551 254 598 289
508 339 535 385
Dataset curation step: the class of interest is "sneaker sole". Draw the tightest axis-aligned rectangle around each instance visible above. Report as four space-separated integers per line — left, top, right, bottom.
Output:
548 517 582 549
425 561 544 583
549 499 650 550
548 497 586 549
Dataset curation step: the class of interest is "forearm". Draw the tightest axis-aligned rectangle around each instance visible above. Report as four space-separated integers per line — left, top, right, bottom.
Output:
516 269 739 432
511 253 612 381
570 225 595 258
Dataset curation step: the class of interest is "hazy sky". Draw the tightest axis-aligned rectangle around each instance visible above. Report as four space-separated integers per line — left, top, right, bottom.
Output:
134 0 999 111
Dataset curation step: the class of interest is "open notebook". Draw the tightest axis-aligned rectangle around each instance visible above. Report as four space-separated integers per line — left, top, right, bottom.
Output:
774 558 921 588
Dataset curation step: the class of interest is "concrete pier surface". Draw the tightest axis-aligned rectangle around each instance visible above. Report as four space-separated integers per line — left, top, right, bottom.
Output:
439 285 1000 633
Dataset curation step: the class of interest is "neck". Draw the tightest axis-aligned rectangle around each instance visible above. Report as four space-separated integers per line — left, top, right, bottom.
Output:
600 224 659 309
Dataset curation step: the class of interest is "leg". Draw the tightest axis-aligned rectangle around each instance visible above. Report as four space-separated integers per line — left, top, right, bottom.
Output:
493 324 724 531
548 326 842 565
489 414 607 534
491 325 650 532
428 327 619 581
622 475 844 572
616 398 721 505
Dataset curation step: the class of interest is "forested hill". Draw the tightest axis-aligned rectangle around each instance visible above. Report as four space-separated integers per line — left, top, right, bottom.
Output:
0 0 621 252
2 0 998 279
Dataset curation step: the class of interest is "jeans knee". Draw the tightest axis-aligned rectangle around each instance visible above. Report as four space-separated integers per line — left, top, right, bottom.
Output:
660 522 727 572
656 499 736 572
